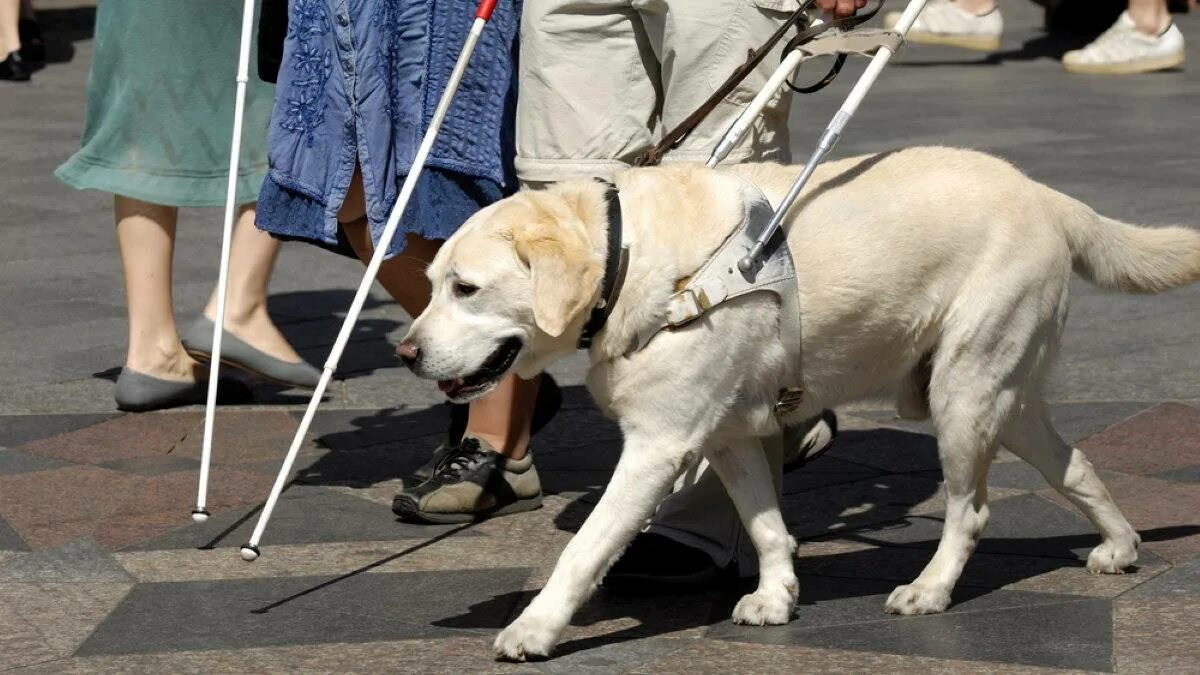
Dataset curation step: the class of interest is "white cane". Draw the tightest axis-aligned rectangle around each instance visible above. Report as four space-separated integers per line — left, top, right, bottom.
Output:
704 0 929 271
238 0 500 561
192 0 259 523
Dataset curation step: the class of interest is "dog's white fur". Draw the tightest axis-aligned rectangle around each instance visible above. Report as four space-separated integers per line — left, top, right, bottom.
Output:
400 147 1200 661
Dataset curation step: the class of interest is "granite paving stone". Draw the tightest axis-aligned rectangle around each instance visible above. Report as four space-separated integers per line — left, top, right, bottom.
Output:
77 568 532 655
1075 403 1200 476
1039 474 1200 563
1113 597 1200 674
0 582 133 669
0 514 30 552
16 412 204 464
0 413 120 447
710 594 1113 671
630 640 1094 675
125 484 477 552
0 538 133 582
0 448 73 475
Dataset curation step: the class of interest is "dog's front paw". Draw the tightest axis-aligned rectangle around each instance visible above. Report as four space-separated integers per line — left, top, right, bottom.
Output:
731 589 795 626
1087 535 1139 574
884 583 950 615
493 615 558 662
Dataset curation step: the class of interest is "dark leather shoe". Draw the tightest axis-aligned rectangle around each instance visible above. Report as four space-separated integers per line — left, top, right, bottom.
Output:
0 51 32 82
604 532 724 591
19 18 46 63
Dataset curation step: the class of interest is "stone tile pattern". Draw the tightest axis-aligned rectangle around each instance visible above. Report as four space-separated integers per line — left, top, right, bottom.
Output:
1 400 1197 672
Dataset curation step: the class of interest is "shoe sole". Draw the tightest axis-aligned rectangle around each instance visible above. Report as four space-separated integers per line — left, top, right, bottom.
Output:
393 494 543 524
186 349 318 390
904 30 1001 52
1063 52 1185 75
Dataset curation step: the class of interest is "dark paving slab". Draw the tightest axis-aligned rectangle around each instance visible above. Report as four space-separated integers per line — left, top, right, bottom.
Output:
0 413 120 447
782 472 944 540
1077 402 1200 476
0 513 30 551
711 591 1112 672
0 448 72 475
0 538 133 582
536 638 694 675
76 567 531 656
1153 465 1200 484
858 493 1165 563
1123 556 1200 600
984 461 1052 491
125 485 476 551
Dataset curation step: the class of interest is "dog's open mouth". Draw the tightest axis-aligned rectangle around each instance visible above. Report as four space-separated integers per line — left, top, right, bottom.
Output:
437 337 523 400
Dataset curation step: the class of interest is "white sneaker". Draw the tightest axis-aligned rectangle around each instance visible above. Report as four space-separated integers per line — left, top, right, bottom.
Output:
885 0 1003 52
1062 12 1185 74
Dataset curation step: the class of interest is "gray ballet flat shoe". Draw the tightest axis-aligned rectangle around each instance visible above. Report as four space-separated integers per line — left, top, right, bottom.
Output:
181 316 321 389
113 368 251 412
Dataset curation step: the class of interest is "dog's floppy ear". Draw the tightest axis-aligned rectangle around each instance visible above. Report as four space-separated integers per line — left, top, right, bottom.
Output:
514 224 603 338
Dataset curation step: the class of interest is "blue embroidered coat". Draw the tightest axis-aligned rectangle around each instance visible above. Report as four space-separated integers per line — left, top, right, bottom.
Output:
256 0 520 257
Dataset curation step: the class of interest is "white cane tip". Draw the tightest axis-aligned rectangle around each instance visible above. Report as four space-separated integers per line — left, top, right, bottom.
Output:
191 509 210 523
239 545 260 562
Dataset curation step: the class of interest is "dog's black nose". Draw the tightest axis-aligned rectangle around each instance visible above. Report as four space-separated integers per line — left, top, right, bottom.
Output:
396 342 420 367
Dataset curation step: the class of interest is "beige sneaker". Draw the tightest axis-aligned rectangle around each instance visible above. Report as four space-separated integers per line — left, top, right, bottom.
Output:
885 0 1003 51
1063 12 1185 75
392 437 542 524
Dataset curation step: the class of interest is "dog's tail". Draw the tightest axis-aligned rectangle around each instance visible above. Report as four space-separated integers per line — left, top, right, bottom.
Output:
1057 198 1200 294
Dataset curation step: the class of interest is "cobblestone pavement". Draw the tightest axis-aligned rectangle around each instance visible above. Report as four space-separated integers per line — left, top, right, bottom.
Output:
1 2 1198 672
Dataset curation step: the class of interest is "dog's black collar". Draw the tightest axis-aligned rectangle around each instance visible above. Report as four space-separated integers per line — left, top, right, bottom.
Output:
578 181 628 349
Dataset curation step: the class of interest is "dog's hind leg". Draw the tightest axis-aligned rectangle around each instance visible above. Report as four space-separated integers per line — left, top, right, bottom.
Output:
493 433 699 661
705 436 798 625
885 347 1016 615
1000 400 1140 574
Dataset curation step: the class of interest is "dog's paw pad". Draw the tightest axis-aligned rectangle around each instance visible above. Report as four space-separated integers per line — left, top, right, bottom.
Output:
494 618 556 662
884 584 950 615
731 591 794 625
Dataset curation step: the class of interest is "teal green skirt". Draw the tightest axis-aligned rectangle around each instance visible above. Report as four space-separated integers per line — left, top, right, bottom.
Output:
56 0 275 207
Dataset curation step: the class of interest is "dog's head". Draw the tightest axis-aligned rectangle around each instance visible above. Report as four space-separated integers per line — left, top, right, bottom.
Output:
397 183 606 402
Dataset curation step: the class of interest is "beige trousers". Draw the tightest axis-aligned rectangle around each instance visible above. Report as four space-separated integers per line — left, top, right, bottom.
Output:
516 0 802 183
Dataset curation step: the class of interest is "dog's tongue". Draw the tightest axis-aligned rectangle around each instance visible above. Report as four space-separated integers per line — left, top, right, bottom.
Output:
438 378 463 395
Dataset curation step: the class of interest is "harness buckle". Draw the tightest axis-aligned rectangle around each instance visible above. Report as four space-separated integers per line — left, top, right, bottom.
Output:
665 288 710 328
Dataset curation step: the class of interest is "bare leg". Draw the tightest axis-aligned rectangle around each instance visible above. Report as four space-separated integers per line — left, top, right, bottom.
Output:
115 196 200 382
201 204 304 364
955 0 996 15
0 0 19 56
339 170 538 457
1127 0 1171 35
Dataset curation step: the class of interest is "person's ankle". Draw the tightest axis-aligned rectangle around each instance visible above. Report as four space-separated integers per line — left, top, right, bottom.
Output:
1127 7 1170 36
465 430 531 460
126 342 199 381
954 0 996 15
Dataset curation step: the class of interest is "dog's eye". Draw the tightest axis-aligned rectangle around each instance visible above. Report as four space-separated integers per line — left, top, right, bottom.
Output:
453 282 480 298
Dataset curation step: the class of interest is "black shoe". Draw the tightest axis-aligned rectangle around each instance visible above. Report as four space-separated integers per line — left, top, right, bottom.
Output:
603 532 724 591
393 437 543 524
409 374 562 485
18 18 46 64
0 51 31 82
782 409 838 473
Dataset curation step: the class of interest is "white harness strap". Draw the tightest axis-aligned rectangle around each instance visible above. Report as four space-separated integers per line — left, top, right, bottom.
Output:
629 180 804 411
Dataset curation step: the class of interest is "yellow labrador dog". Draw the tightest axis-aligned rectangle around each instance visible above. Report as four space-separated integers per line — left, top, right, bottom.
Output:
396 147 1200 661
